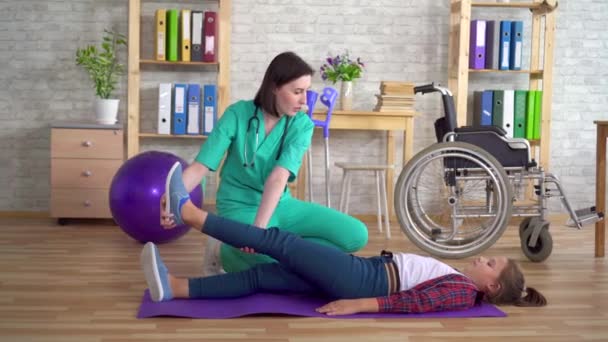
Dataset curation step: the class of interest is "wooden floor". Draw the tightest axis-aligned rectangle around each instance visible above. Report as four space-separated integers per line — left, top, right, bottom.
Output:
0 216 607 342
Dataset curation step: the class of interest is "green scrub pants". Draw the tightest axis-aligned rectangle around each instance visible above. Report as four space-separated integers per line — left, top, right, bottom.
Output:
218 197 369 272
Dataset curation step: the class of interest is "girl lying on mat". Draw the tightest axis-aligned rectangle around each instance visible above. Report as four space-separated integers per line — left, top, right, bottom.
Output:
141 162 547 315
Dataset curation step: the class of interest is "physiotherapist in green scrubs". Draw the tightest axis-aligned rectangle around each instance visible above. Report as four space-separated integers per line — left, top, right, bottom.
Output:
161 52 368 273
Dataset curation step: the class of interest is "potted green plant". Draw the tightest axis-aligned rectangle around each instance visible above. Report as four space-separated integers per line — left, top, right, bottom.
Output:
76 29 127 124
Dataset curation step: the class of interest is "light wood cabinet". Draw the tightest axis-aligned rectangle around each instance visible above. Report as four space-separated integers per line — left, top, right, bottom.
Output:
50 123 124 223
447 0 557 169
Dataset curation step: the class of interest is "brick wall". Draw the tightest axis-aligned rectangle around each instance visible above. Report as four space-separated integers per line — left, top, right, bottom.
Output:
0 0 606 216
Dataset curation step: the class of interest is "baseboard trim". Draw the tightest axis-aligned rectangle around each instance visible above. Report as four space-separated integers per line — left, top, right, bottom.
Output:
0 211 50 219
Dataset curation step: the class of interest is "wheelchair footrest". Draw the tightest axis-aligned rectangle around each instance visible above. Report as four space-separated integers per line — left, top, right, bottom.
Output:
566 206 604 228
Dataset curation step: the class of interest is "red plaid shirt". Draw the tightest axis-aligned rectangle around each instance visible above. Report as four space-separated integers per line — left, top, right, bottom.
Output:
376 273 479 313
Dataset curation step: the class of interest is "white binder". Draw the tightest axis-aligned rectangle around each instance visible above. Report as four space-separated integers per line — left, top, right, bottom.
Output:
157 83 172 135
502 90 515 137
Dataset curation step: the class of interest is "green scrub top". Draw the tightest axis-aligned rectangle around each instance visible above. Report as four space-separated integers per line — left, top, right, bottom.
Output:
195 100 314 211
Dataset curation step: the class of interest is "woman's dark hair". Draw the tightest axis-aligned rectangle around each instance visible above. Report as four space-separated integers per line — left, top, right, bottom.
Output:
253 51 314 117
486 259 547 307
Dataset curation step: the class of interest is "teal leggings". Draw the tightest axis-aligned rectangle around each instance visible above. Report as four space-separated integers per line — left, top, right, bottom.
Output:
217 197 369 272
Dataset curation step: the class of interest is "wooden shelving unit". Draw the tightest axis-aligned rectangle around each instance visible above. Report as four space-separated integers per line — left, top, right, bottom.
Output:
127 0 231 158
447 0 557 168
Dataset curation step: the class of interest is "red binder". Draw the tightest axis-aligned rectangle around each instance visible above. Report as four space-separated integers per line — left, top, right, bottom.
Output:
203 11 217 62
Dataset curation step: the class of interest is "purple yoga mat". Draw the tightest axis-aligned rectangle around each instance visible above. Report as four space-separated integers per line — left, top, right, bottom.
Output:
137 290 506 319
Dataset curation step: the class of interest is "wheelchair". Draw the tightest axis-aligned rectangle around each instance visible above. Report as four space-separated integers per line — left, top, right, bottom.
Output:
394 83 603 262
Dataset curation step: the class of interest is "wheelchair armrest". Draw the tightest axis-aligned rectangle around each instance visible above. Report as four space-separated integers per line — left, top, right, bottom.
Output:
456 125 507 136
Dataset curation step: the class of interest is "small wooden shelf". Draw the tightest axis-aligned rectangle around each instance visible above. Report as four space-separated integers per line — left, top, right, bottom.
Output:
469 69 543 76
139 59 219 67
472 2 543 9
138 133 208 139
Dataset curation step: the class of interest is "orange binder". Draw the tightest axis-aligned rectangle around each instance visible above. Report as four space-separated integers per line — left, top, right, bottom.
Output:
154 9 166 61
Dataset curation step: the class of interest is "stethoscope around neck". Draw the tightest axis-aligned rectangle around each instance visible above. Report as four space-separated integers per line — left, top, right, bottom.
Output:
243 106 289 168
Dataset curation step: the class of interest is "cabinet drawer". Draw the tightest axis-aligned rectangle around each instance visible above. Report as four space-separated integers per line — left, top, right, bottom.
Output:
50 188 112 218
51 128 123 159
51 158 122 188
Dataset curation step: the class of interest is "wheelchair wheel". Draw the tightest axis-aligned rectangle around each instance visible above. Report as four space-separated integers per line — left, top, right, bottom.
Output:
395 141 513 259
520 220 553 262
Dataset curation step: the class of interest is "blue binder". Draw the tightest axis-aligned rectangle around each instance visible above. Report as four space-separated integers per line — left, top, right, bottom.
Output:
510 21 523 70
187 84 201 135
203 84 217 135
499 21 512 70
173 83 187 135
480 90 493 126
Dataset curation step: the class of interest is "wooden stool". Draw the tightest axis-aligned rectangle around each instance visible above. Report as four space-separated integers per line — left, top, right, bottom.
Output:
335 163 394 239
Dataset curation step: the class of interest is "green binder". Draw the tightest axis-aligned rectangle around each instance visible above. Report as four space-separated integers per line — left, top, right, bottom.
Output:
166 9 179 62
533 90 543 140
492 90 504 129
525 90 535 140
513 90 527 138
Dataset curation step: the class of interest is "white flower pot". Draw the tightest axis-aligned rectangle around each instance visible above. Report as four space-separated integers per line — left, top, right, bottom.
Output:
95 98 119 125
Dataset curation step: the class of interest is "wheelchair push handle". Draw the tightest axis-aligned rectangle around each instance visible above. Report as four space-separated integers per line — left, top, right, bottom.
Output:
414 83 453 96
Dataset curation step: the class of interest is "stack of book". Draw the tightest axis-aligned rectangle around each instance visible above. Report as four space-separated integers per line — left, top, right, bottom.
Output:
374 81 415 112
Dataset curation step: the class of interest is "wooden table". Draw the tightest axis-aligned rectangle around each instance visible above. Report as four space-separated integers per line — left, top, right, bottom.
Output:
295 109 418 217
595 121 607 257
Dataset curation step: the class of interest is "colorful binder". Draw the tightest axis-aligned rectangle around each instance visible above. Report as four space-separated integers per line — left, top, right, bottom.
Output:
203 84 217 135
191 11 203 61
473 90 493 126
469 20 486 69
166 9 179 62
492 90 505 131
513 90 527 138
173 84 187 135
533 90 543 139
157 83 172 134
499 21 511 70
187 84 201 135
203 11 217 62
485 20 497 69
510 21 523 70
180 9 191 62
525 90 536 140
154 9 166 61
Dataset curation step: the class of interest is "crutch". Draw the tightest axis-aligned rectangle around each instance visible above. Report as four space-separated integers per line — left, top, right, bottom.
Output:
306 87 338 208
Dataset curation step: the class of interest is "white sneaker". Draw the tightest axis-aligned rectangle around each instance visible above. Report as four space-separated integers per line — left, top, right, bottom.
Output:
202 236 225 276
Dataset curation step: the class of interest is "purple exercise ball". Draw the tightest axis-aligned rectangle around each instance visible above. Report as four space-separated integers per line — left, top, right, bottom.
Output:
109 151 202 244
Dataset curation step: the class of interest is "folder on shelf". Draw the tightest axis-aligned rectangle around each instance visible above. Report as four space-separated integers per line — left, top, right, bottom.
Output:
181 9 191 62
525 90 536 140
499 21 512 70
513 90 527 138
533 90 543 140
157 83 172 135
492 90 506 134
203 11 217 63
473 90 493 126
485 20 497 69
502 90 514 137
469 20 486 70
173 84 187 135
203 84 217 135
191 11 203 61
187 84 201 135
166 9 179 62
154 9 166 61
510 21 523 70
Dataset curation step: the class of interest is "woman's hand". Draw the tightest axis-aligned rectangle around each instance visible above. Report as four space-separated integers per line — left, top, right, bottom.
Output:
316 298 379 316
159 194 177 229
